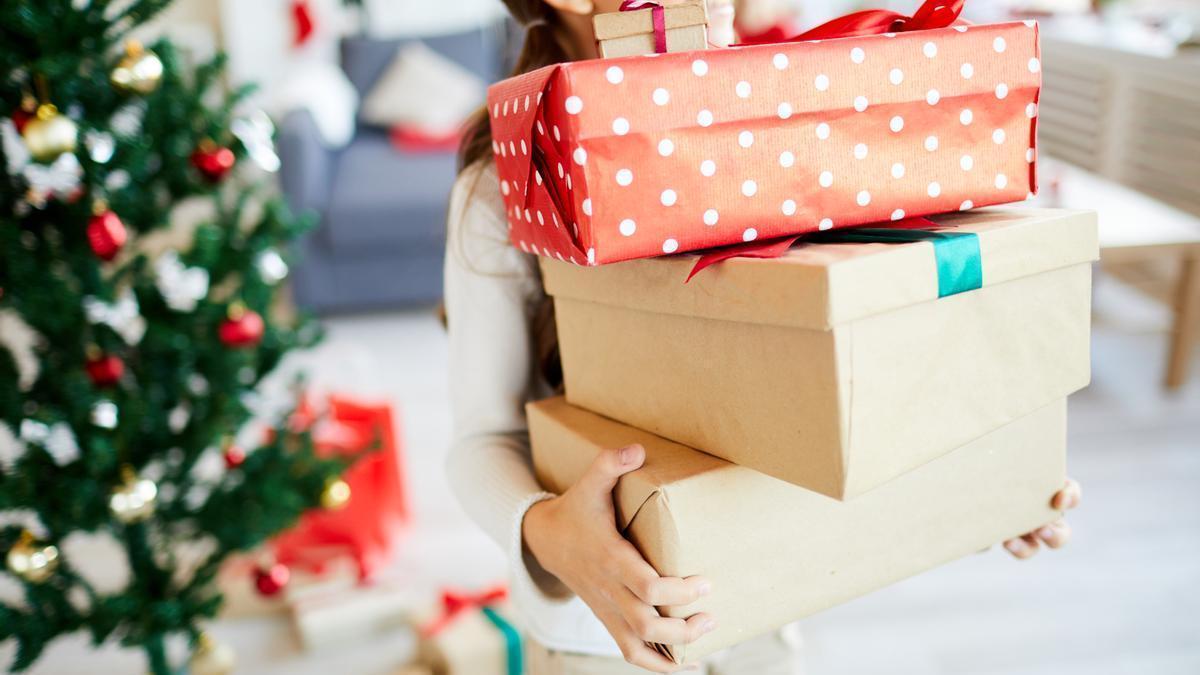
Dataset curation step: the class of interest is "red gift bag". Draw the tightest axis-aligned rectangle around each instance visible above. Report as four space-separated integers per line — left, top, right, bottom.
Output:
271 395 410 580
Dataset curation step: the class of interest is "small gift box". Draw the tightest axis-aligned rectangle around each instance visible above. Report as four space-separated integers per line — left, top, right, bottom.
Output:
489 0 1042 266
540 209 1098 498
414 588 522 675
594 0 710 59
529 396 1068 665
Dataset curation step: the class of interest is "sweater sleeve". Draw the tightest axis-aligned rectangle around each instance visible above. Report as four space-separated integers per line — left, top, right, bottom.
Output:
442 164 566 597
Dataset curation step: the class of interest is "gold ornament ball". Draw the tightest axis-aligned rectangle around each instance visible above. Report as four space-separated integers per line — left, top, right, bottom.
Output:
110 41 163 94
190 633 236 675
6 533 60 584
109 468 158 524
321 477 351 510
22 104 78 163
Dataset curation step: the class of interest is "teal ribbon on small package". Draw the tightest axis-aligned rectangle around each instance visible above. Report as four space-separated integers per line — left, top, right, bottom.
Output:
814 227 984 297
481 606 524 675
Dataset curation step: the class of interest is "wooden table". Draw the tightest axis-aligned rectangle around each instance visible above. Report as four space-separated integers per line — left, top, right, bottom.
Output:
1035 159 1200 390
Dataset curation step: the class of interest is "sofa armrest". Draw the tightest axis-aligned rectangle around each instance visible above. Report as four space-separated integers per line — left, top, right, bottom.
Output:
277 109 337 216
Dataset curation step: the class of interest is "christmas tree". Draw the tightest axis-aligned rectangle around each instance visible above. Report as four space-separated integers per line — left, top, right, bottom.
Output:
0 2 352 672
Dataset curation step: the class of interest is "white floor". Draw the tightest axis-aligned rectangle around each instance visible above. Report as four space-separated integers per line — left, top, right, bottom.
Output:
6 272 1200 674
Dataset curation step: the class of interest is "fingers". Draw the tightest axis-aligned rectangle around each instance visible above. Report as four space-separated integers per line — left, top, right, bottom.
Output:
614 586 717 645
597 607 694 674
1034 519 1071 549
1003 533 1041 560
579 444 645 498
1052 478 1082 511
612 540 711 607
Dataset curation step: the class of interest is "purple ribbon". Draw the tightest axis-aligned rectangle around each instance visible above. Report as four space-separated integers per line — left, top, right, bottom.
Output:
620 0 668 53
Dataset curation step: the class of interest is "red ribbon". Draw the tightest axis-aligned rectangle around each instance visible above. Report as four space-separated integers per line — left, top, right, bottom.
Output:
419 586 509 637
689 217 936 281
737 0 965 45
621 0 668 54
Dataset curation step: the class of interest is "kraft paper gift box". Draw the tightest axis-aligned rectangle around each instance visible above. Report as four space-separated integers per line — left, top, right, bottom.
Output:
488 7 1042 265
593 0 710 59
528 396 1067 664
540 208 1097 498
413 593 523 675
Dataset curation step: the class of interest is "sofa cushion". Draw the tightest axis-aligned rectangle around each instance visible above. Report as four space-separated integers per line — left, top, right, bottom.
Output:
360 41 485 135
323 130 455 253
341 27 503 100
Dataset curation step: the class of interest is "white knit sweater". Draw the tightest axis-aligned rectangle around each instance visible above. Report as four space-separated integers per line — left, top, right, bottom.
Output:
443 162 621 655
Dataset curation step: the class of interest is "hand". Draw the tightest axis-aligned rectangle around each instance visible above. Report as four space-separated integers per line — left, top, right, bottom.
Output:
523 444 714 673
1003 478 1081 560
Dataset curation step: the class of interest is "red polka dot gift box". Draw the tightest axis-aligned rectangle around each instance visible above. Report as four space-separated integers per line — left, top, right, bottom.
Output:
487 14 1041 266
540 209 1098 499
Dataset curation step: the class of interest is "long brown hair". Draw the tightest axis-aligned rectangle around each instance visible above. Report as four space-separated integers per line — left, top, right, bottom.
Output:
455 0 572 390
458 1 571 172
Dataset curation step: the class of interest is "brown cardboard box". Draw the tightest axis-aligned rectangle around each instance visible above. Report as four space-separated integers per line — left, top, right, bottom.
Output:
593 0 709 59
528 396 1066 664
541 208 1097 499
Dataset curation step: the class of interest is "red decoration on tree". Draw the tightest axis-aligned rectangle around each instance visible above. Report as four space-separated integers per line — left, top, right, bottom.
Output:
12 109 33 134
223 444 246 469
253 562 290 596
87 208 127 261
86 354 125 387
12 95 37 134
191 141 235 183
291 0 316 47
219 303 264 348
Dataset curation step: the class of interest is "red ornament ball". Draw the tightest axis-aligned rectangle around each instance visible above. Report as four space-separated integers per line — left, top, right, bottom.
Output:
192 144 235 183
12 108 33 134
254 563 290 596
219 307 264 348
87 210 127 261
86 355 125 387
223 445 246 469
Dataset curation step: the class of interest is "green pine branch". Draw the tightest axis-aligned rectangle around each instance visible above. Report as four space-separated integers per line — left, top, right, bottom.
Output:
0 1 352 672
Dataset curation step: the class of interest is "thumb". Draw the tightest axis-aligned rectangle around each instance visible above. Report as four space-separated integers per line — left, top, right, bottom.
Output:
577 444 645 498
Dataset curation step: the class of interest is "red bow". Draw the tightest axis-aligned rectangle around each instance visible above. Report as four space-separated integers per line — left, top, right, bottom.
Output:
739 0 965 44
620 0 669 53
420 586 509 637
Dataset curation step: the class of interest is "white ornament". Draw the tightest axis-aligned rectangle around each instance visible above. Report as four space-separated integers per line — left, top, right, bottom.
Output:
83 289 146 345
168 404 191 433
231 111 280 173
85 131 115 164
154 251 210 312
91 400 119 429
43 423 81 466
255 249 289 285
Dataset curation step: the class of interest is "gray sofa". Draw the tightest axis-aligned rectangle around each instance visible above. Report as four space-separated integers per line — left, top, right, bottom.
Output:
279 25 510 312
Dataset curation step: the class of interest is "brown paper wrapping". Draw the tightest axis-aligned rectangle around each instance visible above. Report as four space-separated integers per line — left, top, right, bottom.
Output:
593 0 709 58
416 603 517 675
529 396 1066 664
541 208 1097 499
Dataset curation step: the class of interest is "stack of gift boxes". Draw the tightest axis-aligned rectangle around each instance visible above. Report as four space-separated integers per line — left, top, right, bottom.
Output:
487 0 1099 668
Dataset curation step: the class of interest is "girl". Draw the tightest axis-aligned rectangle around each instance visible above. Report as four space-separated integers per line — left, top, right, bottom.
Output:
444 1 1082 672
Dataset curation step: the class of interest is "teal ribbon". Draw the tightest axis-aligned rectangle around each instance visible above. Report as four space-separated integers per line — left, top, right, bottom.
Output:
815 228 983 297
481 606 524 675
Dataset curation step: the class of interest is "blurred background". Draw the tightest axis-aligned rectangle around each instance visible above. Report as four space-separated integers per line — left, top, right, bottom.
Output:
3 0 1199 672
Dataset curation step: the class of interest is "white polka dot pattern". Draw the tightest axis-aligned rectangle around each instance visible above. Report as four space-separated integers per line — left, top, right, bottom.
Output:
486 21 1041 265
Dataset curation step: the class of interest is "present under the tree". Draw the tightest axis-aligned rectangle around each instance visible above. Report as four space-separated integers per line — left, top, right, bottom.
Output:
529 395 1067 665
593 0 710 58
540 208 1097 498
413 588 522 675
488 4 1042 265
270 395 410 580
